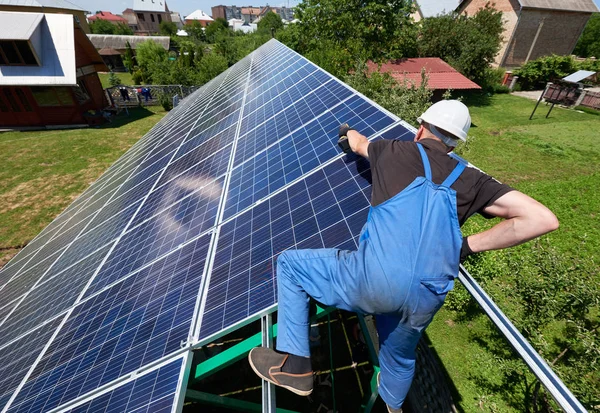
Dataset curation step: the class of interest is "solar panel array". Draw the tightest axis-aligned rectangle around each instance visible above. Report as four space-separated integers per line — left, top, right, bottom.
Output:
0 39 415 412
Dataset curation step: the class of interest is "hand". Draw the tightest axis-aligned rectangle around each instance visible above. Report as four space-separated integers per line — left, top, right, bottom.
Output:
460 236 474 263
339 123 354 139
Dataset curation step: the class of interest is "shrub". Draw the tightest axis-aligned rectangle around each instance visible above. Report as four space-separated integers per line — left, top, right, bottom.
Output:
514 55 576 90
158 93 173 111
132 70 144 85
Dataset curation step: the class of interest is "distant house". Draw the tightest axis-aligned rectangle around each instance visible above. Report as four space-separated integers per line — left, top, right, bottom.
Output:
88 34 170 71
212 5 242 21
0 0 90 33
229 18 257 33
184 9 213 27
458 0 600 67
0 11 108 127
367 58 481 100
122 0 172 35
170 11 184 28
241 7 261 23
412 0 458 21
87 11 128 26
257 5 294 21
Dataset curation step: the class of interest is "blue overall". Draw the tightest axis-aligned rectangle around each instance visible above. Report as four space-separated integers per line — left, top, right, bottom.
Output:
276 144 465 409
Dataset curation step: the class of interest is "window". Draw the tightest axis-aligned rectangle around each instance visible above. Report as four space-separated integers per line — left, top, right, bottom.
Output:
72 80 91 104
157 14 162 23
15 88 33 112
0 41 38 66
0 94 10 112
3 88 20 112
150 13 155 22
137 13 145 22
32 87 75 106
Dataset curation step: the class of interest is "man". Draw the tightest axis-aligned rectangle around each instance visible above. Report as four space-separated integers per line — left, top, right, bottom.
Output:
248 100 558 412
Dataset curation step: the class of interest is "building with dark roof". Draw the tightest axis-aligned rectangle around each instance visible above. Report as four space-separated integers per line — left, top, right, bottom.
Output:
122 0 172 35
458 0 600 67
367 58 481 100
0 11 108 127
88 34 170 71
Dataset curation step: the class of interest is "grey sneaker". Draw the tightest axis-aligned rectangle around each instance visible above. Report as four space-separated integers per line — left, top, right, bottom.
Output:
377 371 403 413
248 347 313 396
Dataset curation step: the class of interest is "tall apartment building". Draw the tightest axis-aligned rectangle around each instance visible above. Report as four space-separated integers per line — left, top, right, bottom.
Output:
211 5 242 21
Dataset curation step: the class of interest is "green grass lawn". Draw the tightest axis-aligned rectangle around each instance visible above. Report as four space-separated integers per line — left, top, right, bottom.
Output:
98 71 135 88
0 106 166 267
426 93 599 412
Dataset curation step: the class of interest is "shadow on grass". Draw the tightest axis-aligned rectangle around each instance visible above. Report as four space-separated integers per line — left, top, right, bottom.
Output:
95 106 158 130
419 333 466 413
459 91 494 108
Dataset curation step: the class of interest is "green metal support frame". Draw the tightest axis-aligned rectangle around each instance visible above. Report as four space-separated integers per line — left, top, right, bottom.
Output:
187 306 382 412
186 389 298 413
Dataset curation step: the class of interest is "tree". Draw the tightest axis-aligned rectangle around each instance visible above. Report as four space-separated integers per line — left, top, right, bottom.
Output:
108 71 122 87
135 40 168 82
159 21 178 36
114 22 134 35
574 13 600 58
123 41 135 73
89 19 117 34
195 52 228 84
417 5 503 83
293 0 416 61
257 11 284 36
205 18 230 43
186 21 206 42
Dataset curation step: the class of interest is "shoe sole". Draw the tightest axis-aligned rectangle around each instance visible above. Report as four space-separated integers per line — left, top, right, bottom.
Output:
248 352 313 396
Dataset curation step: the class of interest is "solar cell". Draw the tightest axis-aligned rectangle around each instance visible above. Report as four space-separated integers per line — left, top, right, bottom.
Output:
0 39 417 411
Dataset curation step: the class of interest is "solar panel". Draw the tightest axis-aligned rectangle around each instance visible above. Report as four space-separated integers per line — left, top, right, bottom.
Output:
0 39 416 411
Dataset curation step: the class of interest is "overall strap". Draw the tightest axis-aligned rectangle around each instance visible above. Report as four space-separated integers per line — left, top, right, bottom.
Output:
416 143 432 180
441 161 466 188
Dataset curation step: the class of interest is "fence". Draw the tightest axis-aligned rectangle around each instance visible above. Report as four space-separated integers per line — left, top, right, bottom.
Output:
105 85 199 107
542 83 600 110
580 90 600 110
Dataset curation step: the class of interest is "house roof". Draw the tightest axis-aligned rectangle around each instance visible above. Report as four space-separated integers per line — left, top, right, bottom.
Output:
98 46 120 55
0 12 77 85
133 0 168 13
241 7 260 14
0 0 83 11
0 11 42 39
185 9 213 21
88 11 127 23
88 34 170 50
518 0 599 12
367 58 481 90
415 0 459 17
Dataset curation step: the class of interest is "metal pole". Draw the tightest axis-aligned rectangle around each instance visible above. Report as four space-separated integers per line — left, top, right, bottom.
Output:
530 83 550 120
261 314 276 413
458 266 587 413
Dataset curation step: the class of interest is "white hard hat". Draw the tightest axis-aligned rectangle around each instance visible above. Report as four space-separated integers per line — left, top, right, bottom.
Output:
417 100 471 142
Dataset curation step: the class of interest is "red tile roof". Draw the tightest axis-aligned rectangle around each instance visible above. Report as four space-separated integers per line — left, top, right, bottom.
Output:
367 58 481 90
88 11 128 23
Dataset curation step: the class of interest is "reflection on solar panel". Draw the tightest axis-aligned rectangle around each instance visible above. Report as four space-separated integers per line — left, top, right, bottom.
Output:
0 39 415 411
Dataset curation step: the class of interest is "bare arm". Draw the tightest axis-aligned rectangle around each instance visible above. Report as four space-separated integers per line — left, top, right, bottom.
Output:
347 129 370 159
467 191 559 253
